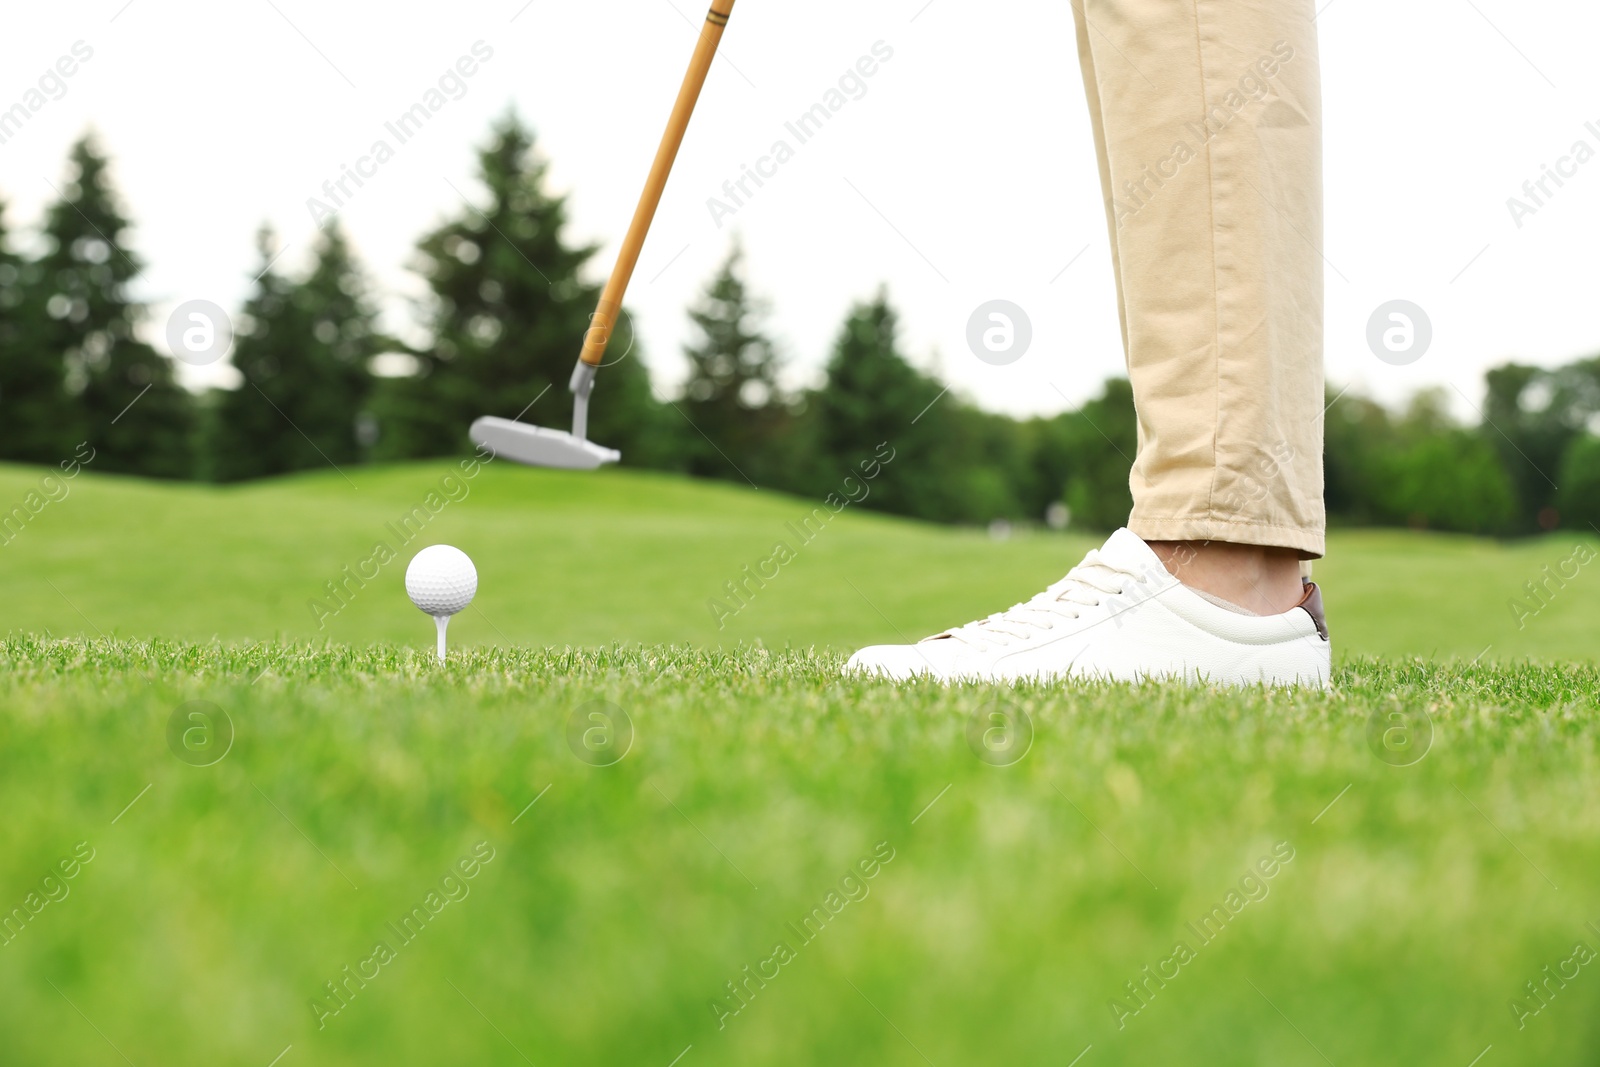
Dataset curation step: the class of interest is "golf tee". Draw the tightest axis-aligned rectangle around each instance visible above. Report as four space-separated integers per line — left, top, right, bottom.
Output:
435 614 451 663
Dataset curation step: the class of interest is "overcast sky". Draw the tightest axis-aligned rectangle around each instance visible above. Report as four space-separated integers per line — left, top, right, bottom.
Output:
2 0 1597 420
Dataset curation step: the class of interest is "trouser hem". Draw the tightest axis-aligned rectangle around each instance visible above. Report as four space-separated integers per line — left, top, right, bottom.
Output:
1128 513 1325 559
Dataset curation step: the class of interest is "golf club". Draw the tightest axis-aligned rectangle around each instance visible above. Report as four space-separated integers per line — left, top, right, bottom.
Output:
471 1 738 470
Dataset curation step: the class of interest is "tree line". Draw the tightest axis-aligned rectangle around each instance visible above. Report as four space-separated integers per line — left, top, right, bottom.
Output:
2 114 1596 537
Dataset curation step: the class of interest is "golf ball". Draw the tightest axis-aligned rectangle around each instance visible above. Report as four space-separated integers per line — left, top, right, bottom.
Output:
405 545 478 617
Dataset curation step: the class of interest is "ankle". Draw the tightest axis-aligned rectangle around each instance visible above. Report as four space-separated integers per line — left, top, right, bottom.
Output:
1147 539 1304 616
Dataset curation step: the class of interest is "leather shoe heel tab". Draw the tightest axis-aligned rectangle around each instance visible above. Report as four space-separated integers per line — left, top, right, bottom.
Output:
1296 580 1329 641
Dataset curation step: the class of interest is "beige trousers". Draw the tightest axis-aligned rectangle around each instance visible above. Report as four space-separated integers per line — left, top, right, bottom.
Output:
1072 0 1326 558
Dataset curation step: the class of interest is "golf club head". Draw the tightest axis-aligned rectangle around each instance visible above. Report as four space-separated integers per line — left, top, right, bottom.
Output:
469 416 621 471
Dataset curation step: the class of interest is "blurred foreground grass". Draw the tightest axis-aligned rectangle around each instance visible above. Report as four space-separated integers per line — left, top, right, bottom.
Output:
1 638 1598 1065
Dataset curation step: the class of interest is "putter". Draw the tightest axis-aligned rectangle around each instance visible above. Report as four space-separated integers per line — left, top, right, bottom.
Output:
471 0 738 470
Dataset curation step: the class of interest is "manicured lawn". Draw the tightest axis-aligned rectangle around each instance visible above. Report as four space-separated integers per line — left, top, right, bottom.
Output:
1 463 1595 1063
1 640 1597 1065
1 461 1594 659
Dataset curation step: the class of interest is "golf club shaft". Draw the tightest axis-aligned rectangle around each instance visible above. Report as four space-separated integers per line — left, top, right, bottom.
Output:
578 1 736 367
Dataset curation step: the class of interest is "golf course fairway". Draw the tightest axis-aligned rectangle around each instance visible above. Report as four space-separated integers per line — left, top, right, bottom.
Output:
1 462 1596 1065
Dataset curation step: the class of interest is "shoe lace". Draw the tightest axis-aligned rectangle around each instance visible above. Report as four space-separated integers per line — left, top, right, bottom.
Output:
932 550 1150 651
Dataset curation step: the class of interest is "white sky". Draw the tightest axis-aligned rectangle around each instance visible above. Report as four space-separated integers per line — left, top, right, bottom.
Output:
2 0 1597 419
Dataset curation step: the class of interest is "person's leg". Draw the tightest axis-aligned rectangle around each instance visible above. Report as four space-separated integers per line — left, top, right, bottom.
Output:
1148 539 1305 616
844 0 1331 686
1071 0 1324 614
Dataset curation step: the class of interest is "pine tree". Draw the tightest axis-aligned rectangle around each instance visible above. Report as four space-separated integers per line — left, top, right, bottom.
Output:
208 224 378 480
30 134 190 477
0 198 73 464
206 227 294 481
374 111 667 463
678 242 789 484
294 222 381 465
805 289 1028 523
809 289 943 513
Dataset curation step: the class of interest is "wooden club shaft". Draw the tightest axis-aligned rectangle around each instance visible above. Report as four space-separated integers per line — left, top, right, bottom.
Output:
579 1 736 367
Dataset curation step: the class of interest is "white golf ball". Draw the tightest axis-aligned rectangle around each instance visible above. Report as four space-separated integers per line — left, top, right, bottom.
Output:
405 545 478 617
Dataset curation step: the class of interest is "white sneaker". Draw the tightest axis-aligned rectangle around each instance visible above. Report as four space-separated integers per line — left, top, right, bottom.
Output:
845 528 1330 688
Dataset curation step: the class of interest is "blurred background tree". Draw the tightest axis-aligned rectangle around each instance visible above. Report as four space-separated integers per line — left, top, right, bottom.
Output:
1556 432 1600 531
0 122 1595 545
805 289 943 514
802 289 1025 524
0 198 69 466
1056 378 1138 532
205 224 380 481
372 112 671 467
25 135 189 477
676 241 792 487
1371 389 1516 534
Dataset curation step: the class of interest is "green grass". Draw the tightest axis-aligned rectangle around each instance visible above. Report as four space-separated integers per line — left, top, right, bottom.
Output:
1 461 1596 658
1 462 1597 1064
1 639 1598 1065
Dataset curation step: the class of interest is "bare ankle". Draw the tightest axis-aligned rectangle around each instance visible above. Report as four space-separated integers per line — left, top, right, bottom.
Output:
1147 539 1304 615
